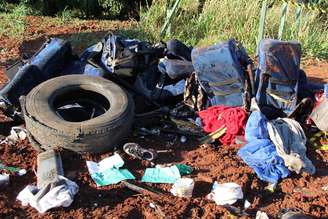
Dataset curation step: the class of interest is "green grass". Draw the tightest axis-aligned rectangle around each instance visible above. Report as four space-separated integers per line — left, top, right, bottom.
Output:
136 0 328 59
0 4 28 39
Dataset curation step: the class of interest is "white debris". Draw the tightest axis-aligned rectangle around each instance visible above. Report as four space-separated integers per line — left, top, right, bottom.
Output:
207 182 243 205
149 203 156 209
0 174 10 186
170 178 194 198
17 169 27 176
195 117 203 128
0 127 28 145
17 176 78 213
244 199 251 209
180 136 187 143
256 211 269 219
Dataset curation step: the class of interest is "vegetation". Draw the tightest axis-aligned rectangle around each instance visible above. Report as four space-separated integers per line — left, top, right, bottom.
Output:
0 0 146 19
137 0 328 58
0 0 327 59
0 4 29 38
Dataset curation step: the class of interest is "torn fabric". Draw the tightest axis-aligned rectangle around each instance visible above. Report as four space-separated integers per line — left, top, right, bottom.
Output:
267 118 315 174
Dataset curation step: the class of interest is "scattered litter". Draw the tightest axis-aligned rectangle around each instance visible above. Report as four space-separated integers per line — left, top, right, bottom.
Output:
122 180 165 196
17 169 27 176
175 164 193 175
265 183 277 193
138 127 161 136
256 211 269 219
0 162 26 175
244 199 251 209
322 185 328 191
123 142 157 161
280 210 311 219
149 202 156 208
0 173 10 186
194 117 202 128
0 29 326 217
141 165 181 184
199 126 227 144
170 178 194 198
169 118 203 135
0 127 27 145
17 176 78 213
310 98 328 132
37 150 64 189
207 182 243 205
180 136 187 143
86 154 135 186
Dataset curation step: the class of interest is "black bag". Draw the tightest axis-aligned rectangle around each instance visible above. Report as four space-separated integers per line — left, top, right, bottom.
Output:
100 32 164 78
0 38 74 118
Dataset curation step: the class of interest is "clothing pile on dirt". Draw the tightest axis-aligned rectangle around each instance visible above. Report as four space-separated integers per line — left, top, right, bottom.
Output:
0 32 327 218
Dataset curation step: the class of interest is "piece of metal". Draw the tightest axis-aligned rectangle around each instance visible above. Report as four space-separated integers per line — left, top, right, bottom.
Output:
122 180 165 197
37 150 64 189
199 126 227 144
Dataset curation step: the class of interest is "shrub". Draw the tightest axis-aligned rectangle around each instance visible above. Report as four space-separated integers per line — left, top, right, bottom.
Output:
137 0 328 59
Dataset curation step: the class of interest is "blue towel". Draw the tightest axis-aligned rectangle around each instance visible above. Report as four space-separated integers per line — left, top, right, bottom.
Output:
238 111 290 184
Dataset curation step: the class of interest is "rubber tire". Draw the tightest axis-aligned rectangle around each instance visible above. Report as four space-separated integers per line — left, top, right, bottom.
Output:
24 75 134 153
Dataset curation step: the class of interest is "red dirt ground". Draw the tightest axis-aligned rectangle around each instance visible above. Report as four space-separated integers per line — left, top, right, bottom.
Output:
0 16 327 219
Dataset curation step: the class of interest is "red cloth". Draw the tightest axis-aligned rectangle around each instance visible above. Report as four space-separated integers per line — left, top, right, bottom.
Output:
198 105 248 145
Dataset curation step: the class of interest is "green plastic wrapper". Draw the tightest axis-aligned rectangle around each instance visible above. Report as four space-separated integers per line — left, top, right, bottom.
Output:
141 165 181 184
91 169 135 186
176 164 193 175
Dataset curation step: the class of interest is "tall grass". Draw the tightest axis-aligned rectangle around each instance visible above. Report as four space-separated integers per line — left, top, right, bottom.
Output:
0 4 28 38
137 0 328 59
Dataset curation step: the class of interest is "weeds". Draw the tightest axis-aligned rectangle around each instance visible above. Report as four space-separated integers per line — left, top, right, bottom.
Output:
137 0 328 59
0 4 28 39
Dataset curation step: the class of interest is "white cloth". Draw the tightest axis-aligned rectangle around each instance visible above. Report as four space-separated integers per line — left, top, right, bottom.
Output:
17 175 78 213
86 153 124 174
0 173 10 186
207 182 243 205
267 118 315 174
256 211 269 219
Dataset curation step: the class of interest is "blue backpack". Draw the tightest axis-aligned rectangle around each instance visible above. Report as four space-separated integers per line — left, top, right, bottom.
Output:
191 39 253 108
255 39 302 116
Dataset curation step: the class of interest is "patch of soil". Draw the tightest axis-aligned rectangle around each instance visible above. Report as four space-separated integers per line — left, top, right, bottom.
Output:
1 133 327 218
0 15 327 219
302 60 328 84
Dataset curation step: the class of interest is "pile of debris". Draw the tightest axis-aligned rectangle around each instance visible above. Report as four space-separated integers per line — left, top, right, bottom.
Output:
0 32 327 218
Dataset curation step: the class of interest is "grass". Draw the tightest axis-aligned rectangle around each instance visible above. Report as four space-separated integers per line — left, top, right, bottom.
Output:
0 0 326 59
136 0 328 59
0 4 28 39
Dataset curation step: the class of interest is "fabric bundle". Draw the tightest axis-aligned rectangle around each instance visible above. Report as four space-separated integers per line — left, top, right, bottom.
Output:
238 111 290 184
267 118 316 174
198 105 247 145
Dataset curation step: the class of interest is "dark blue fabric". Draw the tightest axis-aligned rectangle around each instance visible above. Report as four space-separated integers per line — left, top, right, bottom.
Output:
0 38 73 108
244 111 269 141
255 39 301 115
238 111 290 184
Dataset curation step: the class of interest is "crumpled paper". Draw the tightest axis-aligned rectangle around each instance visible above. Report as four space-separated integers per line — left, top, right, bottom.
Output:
86 153 135 186
17 175 78 213
207 182 243 205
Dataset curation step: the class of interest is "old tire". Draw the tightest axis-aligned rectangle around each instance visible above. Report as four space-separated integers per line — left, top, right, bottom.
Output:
24 75 134 153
